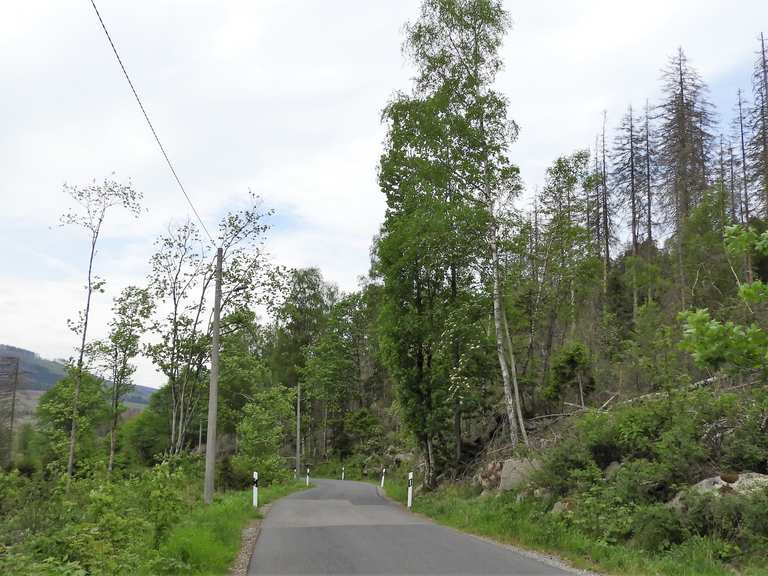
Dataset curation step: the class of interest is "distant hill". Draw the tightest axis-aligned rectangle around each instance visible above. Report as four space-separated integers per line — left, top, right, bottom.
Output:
0 344 156 405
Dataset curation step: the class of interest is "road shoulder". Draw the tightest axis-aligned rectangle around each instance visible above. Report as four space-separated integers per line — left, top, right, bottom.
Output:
231 504 271 576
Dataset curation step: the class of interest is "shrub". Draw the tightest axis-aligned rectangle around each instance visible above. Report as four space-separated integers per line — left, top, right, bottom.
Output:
631 505 686 552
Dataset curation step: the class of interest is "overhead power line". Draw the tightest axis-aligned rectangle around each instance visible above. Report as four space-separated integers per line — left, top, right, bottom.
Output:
87 0 216 246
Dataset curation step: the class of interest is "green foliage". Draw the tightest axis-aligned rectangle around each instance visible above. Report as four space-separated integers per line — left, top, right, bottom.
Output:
35 368 110 471
630 505 686 552
232 385 294 486
343 408 383 456
680 308 768 371
0 456 305 575
545 341 592 402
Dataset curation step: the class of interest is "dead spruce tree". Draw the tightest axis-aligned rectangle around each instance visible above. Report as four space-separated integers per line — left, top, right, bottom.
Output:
656 48 715 308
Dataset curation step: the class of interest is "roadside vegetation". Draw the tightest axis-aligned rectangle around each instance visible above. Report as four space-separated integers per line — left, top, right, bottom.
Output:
368 387 768 575
3 1 768 575
0 457 304 575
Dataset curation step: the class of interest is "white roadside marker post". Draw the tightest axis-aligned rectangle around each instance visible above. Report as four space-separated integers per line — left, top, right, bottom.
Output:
253 471 259 508
341 466 345 481
407 472 414 509
293 467 297 480
380 467 386 488
306 467 310 486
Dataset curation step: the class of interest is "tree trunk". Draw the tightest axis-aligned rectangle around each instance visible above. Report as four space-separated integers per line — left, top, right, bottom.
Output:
492 237 519 447
67 231 99 480
601 112 610 304
501 307 528 446
450 262 461 464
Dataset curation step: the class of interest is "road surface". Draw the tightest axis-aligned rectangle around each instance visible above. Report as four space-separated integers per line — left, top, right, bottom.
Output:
248 478 575 575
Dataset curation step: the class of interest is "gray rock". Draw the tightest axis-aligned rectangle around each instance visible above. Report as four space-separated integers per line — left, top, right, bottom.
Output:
604 461 621 480
668 472 768 512
550 499 574 515
499 458 540 491
473 461 503 491
533 487 552 500
731 472 768 495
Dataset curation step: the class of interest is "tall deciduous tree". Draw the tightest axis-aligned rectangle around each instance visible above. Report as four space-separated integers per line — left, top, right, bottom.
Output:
146 195 273 455
94 286 153 474
60 178 142 479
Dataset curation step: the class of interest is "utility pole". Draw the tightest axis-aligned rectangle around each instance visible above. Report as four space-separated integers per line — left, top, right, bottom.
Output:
295 381 301 478
204 247 222 504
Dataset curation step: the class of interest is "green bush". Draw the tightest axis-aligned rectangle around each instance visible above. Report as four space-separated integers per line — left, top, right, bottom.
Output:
631 505 686 552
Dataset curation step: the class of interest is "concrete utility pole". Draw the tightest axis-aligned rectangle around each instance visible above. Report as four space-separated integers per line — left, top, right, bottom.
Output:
295 382 301 478
204 247 222 504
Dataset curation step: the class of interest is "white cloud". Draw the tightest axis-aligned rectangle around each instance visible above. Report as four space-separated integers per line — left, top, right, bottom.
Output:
2 0 766 387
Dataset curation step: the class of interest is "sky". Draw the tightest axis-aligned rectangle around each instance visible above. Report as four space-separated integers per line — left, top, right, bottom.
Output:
1 0 766 388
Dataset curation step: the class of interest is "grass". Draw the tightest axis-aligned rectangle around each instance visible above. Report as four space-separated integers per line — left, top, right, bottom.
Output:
376 483 768 576
155 481 307 575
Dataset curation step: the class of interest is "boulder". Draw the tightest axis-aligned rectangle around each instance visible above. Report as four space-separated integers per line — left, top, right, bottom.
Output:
472 460 503 491
604 461 622 480
533 487 552 500
550 498 575 515
730 472 768 495
668 472 768 511
499 458 540 491
392 452 413 466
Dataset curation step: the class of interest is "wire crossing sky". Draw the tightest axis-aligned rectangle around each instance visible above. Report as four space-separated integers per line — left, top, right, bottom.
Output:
88 0 216 247
1 0 766 387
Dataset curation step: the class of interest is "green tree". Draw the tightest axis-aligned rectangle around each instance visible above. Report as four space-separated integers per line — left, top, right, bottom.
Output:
60 178 142 478
93 286 153 474
36 369 110 472
232 385 294 484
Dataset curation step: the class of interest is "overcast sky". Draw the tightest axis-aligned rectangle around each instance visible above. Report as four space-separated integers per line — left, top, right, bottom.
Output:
1 0 766 388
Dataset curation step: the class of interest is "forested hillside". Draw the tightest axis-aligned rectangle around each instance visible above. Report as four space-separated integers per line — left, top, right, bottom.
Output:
0 344 154 404
2 1 768 575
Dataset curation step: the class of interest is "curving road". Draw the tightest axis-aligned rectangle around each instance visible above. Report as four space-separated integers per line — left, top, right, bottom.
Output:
248 478 576 575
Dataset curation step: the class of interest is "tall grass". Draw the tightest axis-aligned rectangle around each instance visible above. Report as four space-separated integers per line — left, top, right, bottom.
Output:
155 482 306 575
390 485 768 576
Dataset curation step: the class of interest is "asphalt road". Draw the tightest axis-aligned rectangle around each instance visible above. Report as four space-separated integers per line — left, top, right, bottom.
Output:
248 478 574 576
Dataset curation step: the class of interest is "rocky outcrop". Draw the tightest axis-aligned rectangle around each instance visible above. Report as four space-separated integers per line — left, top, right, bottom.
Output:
550 498 575 515
472 460 503 492
499 458 541 491
604 461 621 480
668 472 768 511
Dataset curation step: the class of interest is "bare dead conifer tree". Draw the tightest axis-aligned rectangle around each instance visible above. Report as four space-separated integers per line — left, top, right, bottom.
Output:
612 105 643 319
749 32 768 214
657 48 715 308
